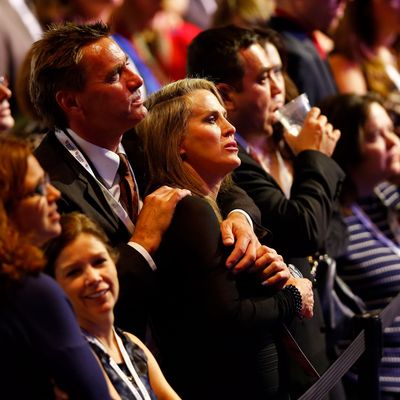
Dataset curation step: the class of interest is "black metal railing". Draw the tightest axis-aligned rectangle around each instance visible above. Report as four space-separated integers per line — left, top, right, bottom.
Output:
298 291 400 400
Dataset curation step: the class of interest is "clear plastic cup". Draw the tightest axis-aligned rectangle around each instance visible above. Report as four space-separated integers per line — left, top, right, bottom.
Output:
275 93 311 137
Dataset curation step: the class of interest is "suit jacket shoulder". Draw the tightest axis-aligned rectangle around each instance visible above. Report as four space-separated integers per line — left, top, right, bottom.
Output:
233 145 344 256
35 132 154 340
35 131 131 244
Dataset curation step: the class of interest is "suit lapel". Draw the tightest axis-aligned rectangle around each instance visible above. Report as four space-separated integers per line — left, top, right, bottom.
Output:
36 132 128 238
237 144 284 193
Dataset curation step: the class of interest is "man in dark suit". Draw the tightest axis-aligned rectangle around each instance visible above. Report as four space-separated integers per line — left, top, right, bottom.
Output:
187 25 345 398
31 22 272 339
268 0 345 106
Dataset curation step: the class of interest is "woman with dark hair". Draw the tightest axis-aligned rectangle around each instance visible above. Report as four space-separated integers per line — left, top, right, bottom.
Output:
45 212 181 400
0 136 111 399
136 78 314 400
320 93 400 398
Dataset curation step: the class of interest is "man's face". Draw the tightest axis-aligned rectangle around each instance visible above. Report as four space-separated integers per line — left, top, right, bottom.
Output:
229 43 277 136
72 37 147 141
264 42 286 124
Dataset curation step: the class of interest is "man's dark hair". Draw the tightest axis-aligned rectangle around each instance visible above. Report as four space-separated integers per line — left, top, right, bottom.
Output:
187 25 260 91
29 22 110 128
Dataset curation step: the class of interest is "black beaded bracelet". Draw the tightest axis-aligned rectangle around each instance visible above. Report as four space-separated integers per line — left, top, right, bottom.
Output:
284 284 303 318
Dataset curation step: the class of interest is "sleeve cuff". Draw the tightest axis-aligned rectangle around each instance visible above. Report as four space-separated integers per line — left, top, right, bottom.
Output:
227 209 254 230
127 242 157 271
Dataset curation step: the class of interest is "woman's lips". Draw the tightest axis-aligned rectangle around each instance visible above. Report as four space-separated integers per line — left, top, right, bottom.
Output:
85 288 110 299
224 141 238 151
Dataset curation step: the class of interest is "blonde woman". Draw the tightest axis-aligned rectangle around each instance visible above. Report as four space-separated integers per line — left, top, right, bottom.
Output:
136 78 313 400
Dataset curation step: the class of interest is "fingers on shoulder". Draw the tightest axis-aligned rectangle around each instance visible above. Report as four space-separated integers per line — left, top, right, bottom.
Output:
146 186 191 203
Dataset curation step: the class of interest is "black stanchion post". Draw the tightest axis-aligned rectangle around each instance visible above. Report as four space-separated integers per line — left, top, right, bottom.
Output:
354 312 382 400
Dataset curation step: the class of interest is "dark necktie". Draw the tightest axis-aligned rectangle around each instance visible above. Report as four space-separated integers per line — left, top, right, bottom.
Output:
117 153 138 223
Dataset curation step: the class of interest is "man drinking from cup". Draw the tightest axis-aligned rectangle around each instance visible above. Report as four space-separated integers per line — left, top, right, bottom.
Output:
187 24 345 399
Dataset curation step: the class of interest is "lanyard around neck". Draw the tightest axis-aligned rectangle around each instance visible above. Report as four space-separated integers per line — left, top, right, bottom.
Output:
84 328 152 400
55 129 135 234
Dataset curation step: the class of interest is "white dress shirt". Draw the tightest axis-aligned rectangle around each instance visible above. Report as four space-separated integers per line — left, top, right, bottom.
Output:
66 129 156 271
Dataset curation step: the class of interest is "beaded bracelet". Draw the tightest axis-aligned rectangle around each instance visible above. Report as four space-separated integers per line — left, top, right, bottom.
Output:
284 284 303 318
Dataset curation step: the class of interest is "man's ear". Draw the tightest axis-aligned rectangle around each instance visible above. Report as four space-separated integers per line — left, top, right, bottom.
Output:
216 83 237 111
56 90 80 115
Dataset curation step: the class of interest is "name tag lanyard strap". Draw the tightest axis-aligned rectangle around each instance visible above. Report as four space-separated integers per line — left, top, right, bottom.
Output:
55 129 135 234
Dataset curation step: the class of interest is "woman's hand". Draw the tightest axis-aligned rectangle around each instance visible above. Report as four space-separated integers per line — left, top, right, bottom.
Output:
220 211 259 271
285 277 314 319
252 245 290 289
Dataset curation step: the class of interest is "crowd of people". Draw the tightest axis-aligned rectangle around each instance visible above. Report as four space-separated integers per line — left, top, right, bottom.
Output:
1 0 400 399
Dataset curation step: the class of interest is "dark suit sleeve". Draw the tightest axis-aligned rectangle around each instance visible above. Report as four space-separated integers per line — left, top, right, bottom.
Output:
233 149 344 256
160 196 297 332
113 243 157 340
35 133 156 341
216 182 271 241
217 182 261 223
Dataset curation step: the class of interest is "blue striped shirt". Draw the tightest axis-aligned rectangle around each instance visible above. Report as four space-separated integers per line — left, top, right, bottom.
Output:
338 182 400 393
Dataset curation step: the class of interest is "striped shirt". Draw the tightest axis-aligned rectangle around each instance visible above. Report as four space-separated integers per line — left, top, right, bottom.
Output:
337 182 400 393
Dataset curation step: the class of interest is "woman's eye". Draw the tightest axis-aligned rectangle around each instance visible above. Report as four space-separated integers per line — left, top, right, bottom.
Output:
365 130 380 142
94 257 107 267
206 115 217 124
66 268 81 278
258 74 268 84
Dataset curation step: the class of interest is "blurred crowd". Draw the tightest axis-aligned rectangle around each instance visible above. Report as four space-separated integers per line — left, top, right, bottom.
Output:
2 0 400 399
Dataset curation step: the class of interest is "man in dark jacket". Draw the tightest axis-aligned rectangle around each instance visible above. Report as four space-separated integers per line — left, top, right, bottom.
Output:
32 22 270 339
188 25 345 398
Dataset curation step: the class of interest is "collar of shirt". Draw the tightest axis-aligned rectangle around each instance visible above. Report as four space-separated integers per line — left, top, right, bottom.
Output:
66 128 125 189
